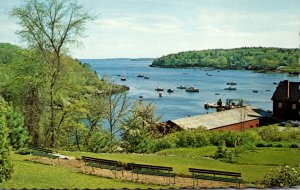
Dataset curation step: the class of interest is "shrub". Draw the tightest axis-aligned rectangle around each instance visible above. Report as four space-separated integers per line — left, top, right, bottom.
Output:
274 144 283 148
213 141 233 163
147 138 175 153
262 166 300 187
6 106 29 150
15 148 31 155
258 125 282 141
289 144 299 148
256 142 273 147
0 97 14 182
166 129 210 148
87 130 119 153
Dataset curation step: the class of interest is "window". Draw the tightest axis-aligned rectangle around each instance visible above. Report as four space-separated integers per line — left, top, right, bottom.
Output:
292 104 296 110
278 102 282 108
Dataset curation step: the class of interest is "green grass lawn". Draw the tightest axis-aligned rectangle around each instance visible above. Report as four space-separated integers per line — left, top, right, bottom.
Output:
156 146 217 158
3 146 298 188
61 149 275 183
233 147 300 166
0 154 161 189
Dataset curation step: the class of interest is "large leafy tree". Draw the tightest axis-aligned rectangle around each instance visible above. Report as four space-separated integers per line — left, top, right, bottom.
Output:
10 0 94 147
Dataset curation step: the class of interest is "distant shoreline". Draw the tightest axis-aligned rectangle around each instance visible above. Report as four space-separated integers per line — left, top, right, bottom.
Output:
148 65 300 75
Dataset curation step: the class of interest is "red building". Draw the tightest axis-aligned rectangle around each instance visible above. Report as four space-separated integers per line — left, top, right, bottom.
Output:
166 106 268 131
271 80 300 120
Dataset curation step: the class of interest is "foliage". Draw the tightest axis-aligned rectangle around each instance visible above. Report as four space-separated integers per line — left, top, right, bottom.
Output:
86 129 119 153
289 144 299 148
10 0 95 148
0 97 14 182
262 166 300 187
166 128 210 148
147 138 175 153
213 141 233 163
151 47 300 72
120 101 159 153
5 106 29 150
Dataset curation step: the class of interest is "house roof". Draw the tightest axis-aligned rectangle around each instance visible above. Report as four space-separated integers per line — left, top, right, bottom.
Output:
271 80 300 102
167 106 267 130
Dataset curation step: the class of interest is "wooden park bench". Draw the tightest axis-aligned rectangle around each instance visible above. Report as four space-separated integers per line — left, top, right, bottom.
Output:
82 156 124 178
189 168 242 188
128 163 176 185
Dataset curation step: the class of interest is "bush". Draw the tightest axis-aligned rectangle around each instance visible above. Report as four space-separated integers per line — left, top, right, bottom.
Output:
147 138 175 153
15 148 31 155
274 144 283 148
258 125 282 141
0 97 14 182
256 142 273 147
213 141 233 163
289 144 299 148
167 129 210 148
262 166 300 187
87 130 119 153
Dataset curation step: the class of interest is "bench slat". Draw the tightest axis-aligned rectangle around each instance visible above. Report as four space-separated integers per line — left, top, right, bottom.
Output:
189 168 241 177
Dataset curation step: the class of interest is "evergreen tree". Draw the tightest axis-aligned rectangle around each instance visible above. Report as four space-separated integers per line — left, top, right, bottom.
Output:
0 97 13 182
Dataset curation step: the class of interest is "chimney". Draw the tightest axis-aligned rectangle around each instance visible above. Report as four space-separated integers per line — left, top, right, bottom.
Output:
284 80 289 98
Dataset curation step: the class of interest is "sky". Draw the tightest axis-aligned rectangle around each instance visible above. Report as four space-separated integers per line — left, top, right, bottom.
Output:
0 0 300 59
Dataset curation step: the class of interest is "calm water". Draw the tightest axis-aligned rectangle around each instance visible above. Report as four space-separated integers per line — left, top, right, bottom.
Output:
82 59 299 121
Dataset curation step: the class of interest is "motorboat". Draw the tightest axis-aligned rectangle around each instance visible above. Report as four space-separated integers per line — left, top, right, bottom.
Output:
155 87 164 91
177 85 186 89
167 89 174 93
185 87 199 92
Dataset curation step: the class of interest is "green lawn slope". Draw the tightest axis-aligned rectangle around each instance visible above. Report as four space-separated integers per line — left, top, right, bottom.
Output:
60 146 300 183
0 154 161 189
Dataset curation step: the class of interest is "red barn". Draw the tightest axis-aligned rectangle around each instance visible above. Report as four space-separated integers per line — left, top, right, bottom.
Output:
271 80 300 120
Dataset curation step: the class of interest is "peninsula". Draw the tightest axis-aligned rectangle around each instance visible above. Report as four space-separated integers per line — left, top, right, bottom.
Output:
150 47 300 73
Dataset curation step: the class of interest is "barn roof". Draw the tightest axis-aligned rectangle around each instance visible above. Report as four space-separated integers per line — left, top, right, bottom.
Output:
167 106 267 130
271 80 300 102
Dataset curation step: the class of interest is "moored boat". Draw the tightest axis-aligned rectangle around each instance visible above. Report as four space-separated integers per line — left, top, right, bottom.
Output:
177 85 186 89
155 87 164 91
144 76 150 79
226 82 237 85
185 87 199 92
167 89 174 93
137 74 144 77
224 87 236 90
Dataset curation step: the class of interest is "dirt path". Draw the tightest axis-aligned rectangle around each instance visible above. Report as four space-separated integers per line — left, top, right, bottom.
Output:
31 157 246 188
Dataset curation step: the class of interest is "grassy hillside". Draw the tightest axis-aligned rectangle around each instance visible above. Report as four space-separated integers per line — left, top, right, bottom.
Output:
151 47 300 73
0 154 160 189
59 146 300 183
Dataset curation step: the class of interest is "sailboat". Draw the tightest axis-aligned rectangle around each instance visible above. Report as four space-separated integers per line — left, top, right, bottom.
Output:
120 72 126 81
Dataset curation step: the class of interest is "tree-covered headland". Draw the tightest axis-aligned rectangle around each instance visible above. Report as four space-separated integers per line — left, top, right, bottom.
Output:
151 47 300 73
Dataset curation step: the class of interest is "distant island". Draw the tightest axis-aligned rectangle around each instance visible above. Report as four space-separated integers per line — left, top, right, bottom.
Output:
150 47 300 74
130 58 154 61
